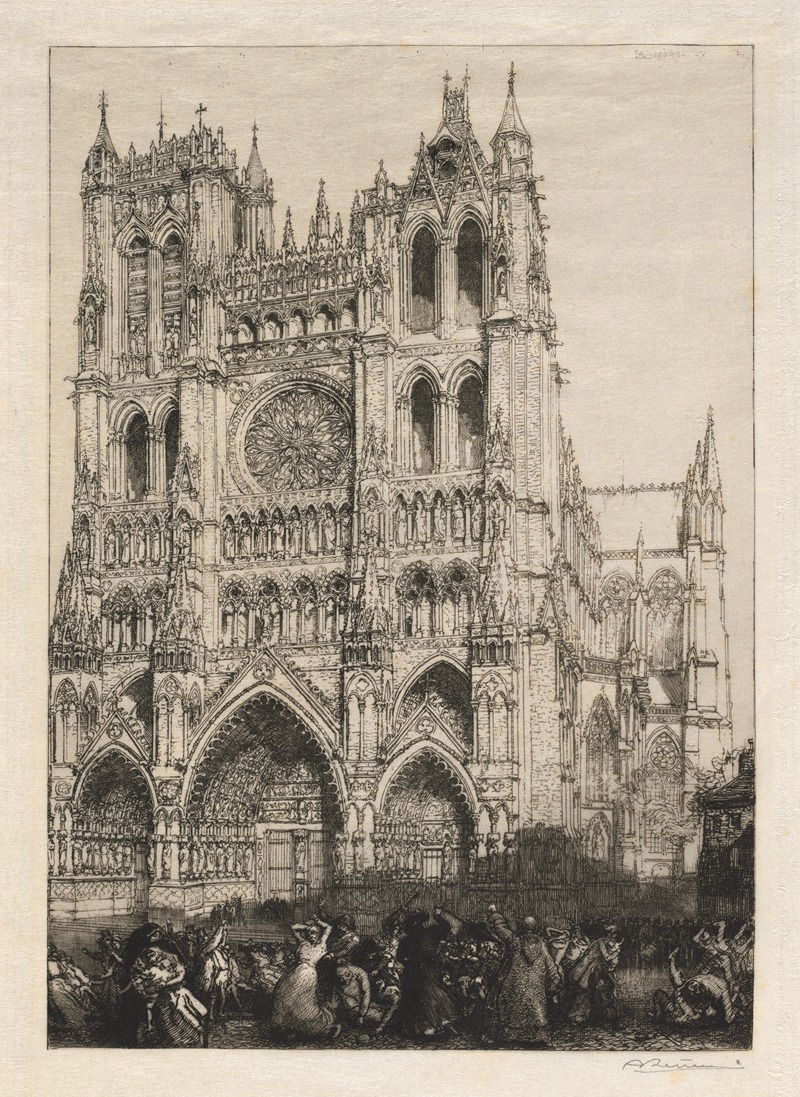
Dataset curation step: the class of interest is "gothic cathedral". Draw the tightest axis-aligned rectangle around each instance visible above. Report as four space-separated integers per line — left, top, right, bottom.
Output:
49 70 733 920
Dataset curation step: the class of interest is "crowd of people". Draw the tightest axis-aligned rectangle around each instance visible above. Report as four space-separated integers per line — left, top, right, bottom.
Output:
47 905 754 1048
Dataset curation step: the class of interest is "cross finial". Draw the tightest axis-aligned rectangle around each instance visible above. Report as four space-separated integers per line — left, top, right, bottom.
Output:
158 97 165 143
195 102 207 129
252 119 258 144
98 90 108 121
508 61 516 92
443 69 451 87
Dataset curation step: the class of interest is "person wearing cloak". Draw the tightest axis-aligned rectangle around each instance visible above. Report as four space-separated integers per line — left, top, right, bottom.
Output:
483 907 562 1047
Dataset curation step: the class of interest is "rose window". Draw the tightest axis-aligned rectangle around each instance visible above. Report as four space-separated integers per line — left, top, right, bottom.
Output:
244 387 352 491
650 737 679 771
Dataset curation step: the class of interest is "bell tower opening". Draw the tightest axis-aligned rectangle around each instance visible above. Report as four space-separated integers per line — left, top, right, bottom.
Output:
410 378 436 474
125 412 148 501
456 375 484 469
456 218 484 327
164 408 179 491
411 226 436 333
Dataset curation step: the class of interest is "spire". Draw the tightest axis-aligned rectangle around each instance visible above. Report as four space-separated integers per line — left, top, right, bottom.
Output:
88 89 118 160
702 406 722 493
349 535 389 633
51 545 100 649
282 206 296 252
635 526 645 587
348 191 365 250
491 61 531 149
315 178 330 238
246 120 266 191
156 546 200 644
374 159 388 200
478 527 516 625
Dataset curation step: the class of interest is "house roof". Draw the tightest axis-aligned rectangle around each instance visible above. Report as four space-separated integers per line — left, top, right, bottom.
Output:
704 771 754 808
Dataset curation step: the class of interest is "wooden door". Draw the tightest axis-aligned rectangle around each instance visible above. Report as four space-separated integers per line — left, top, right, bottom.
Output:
266 830 294 900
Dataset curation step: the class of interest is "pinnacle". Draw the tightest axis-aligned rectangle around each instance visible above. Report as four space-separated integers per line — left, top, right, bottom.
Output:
246 126 266 191
492 62 530 147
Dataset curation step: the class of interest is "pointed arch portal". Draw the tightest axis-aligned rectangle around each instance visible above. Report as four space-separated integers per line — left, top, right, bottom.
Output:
187 693 344 904
376 746 474 881
72 749 154 912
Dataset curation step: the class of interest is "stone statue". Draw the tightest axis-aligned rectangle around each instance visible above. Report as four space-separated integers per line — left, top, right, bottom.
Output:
322 511 337 553
413 497 426 542
432 499 446 542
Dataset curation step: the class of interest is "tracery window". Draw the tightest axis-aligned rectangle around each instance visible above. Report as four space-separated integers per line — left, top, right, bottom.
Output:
647 571 684 670
586 701 615 802
244 386 352 492
645 731 683 853
599 573 632 660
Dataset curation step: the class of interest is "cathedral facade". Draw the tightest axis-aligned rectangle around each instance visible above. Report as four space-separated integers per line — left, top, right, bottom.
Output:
49 71 733 920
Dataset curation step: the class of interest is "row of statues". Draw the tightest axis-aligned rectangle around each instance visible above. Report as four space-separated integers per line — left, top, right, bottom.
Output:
221 509 349 560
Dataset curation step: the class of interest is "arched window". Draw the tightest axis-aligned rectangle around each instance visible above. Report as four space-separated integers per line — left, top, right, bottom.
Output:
125 412 148 501
456 219 483 327
126 234 148 357
586 701 615 802
311 305 334 333
235 317 256 345
264 313 281 340
411 378 435 474
397 566 437 637
599 574 633 660
82 684 100 754
411 226 436 333
162 232 183 346
441 562 476 634
164 408 179 491
456 376 484 469
645 732 683 854
647 571 684 670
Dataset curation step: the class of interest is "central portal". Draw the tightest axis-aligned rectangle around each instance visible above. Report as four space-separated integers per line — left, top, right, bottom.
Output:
187 693 342 910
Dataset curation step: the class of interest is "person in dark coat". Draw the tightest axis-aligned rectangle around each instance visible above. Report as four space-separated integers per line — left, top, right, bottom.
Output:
483 906 562 1047
395 909 460 1038
114 923 186 1047
563 924 622 1026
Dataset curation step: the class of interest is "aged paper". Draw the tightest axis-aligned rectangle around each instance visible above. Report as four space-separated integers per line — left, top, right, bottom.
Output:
2 2 797 1095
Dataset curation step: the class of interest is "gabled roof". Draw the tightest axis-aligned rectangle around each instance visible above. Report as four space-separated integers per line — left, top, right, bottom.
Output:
704 771 754 808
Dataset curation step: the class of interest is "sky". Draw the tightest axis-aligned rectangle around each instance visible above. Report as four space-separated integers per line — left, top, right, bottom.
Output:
49 45 754 738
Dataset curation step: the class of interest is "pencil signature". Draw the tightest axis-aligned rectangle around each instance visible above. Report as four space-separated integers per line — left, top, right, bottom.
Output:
623 1057 744 1073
